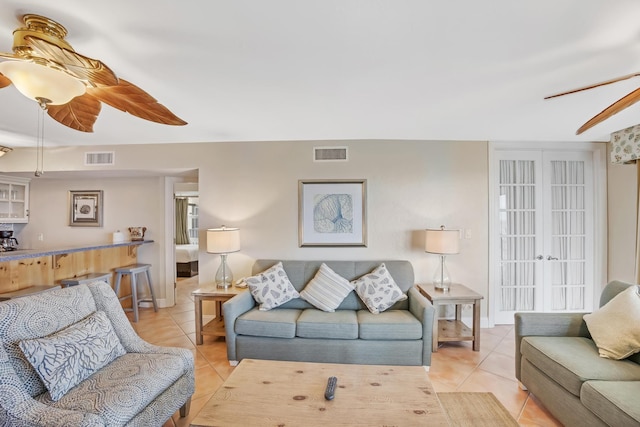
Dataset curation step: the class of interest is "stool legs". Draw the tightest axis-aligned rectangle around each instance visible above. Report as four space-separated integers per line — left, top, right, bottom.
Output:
114 266 157 323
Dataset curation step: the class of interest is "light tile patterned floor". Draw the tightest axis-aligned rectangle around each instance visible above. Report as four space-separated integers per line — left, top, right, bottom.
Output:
127 276 562 426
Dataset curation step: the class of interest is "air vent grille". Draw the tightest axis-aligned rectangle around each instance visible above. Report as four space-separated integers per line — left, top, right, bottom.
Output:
84 151 115 166
314 146 348 162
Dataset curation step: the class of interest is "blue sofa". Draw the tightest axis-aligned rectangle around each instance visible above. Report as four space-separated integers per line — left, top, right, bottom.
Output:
223 260 436 368
515 280 640 426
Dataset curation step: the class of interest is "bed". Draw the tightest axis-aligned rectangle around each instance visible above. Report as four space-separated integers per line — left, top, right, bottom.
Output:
176 244 199 277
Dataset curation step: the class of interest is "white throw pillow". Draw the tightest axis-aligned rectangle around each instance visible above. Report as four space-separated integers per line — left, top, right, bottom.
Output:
245 262 300 311
19 311 126 401
351 263 407 314
300 263 354 312
584 285 640 360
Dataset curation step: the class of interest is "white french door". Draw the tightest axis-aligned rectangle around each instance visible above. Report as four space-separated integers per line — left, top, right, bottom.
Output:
491 147 599 324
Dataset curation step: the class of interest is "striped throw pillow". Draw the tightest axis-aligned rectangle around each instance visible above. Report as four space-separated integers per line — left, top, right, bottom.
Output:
300 263 354 312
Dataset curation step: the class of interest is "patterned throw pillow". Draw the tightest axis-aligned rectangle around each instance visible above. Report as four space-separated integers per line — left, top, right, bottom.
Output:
245 262 300 311
584 285 640 359
19 310 126 401
300 263 354 312
352 263 407 314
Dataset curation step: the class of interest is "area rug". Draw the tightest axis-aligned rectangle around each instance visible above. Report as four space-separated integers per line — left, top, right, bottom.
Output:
438 392 519 427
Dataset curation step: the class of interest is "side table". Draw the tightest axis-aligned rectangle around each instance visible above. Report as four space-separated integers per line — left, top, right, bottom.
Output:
192 285 246 345
417 283 484 352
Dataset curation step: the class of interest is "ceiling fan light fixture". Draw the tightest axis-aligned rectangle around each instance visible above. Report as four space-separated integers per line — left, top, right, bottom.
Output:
0 146 12 157
0 61 85 105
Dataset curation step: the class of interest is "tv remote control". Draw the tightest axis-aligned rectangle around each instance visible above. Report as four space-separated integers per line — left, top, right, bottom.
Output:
324 376 337 400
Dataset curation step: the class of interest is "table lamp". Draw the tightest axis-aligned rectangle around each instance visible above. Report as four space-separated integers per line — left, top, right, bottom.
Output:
425 225 460 291
207 226 240 288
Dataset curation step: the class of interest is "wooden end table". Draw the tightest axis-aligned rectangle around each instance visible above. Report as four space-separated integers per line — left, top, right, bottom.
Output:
417 283 484 352
192 285 246 345
190 359 449 426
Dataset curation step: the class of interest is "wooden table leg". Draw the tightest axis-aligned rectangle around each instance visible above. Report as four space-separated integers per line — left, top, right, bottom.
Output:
472 299 481 351
195 295 203 345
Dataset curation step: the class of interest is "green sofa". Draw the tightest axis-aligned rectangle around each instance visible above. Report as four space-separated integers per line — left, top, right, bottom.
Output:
223 260 436 368
515 280 640 426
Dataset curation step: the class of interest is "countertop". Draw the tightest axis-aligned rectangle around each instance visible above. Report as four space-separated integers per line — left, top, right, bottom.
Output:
0 240 154 261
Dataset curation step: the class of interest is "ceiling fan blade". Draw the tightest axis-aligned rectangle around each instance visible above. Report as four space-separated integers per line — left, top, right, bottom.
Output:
576 87 640 134
545 72 640 99
46 93 101 132
0 72 11 88
25 36 118 87
87 79 187 126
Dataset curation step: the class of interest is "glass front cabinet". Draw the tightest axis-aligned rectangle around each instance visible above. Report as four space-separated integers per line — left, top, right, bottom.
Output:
0 175 30 223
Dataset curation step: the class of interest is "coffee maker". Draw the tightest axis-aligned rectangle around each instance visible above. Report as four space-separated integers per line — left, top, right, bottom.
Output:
0 230 18 251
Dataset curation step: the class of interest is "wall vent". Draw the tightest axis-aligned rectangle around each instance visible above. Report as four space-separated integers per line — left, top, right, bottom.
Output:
84 151 115 166
314 146 348 162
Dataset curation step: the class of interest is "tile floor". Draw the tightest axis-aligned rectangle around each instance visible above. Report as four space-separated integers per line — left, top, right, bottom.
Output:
127 276 562 426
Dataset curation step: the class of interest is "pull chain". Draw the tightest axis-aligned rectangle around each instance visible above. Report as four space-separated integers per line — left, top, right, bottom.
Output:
34 97 49 177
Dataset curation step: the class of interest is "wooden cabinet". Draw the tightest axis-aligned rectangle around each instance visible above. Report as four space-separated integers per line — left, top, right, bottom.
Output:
0 175 30 223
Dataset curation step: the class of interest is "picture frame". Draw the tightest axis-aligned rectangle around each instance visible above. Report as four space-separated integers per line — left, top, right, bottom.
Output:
69 190 103 227
298 179 367 247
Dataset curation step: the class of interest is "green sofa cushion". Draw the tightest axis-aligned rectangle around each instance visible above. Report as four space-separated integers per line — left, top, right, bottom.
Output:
581 380 640 426
296 309 358 339
358 310 422 340
235 308 301 338
521 336 640 396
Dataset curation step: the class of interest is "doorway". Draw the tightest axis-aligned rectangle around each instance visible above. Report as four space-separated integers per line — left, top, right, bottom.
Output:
174 183 199 283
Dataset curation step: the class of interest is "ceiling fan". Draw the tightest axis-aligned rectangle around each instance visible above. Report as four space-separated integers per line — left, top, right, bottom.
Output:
545 71 640 135
0 14 187 132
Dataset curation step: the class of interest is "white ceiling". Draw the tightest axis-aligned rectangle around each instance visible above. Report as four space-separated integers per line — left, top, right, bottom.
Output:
1 0 640 148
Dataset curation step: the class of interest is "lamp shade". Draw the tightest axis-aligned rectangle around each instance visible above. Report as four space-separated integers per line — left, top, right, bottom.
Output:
207 226 240 254
610 124 640 164
425 227 460 255
0 61 86 105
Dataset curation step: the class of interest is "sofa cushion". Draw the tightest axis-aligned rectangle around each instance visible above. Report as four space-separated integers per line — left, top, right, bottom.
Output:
245 262 300 311
521 336 640 397
357 310 423 340
581 380 640 426
352 263 407 314
299 263 354 312
235 308 301 338
19 311 126 401
583 285 640 359
296 309 358 339
36 352 186 425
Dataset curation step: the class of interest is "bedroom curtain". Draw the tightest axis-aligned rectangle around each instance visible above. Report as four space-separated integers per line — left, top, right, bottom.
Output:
175 197 190 245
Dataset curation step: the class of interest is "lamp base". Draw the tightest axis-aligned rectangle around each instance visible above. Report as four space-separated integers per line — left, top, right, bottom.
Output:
433 255 451 291
215 254 233 289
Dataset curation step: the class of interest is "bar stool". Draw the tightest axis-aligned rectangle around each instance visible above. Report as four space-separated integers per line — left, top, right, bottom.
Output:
114 264 157 322
60 272 112 288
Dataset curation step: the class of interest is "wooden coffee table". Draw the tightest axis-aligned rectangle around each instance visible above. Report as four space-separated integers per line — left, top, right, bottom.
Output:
190 359 449 426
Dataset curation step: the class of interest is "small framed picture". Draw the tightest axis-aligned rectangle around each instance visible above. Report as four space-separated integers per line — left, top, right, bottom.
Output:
298 179 367 247
69 190 103 227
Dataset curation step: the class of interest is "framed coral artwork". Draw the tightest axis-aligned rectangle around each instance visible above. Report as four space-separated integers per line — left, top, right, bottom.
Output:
298 179 367 247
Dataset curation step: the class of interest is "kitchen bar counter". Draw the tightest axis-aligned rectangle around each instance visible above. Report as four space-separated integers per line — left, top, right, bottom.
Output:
0 240 153 261
0 240 154 295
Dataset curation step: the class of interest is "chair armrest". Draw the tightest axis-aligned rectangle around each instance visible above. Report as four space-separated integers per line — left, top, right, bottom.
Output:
408 287 436 367
514 312 589 381
222 291 256 361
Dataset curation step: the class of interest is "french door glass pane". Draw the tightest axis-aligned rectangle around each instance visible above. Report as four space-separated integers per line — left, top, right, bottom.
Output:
498 160 535 311
549 160 586 310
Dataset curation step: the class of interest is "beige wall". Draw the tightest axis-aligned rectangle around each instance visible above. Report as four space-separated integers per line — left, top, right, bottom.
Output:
607 155 637 283
2 140 490 317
